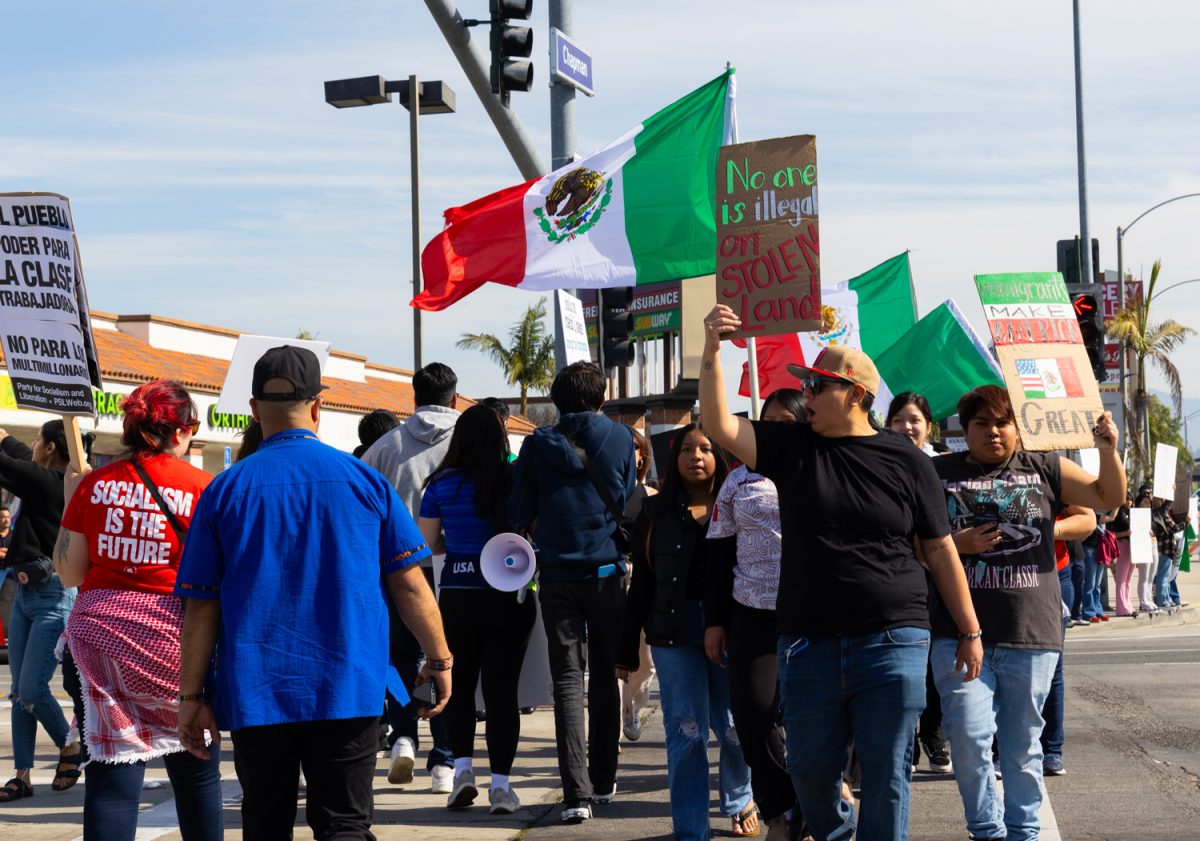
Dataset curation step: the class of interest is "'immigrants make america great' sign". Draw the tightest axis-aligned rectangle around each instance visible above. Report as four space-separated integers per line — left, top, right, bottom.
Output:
974 272 1104 451
715 135 820 340
0 193 102 415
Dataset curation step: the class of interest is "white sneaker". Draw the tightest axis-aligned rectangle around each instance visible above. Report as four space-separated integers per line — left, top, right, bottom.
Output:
561 801 592 823
431 764 455 794
388 737 415 785
594 784 616 804
489 786 521 814
446 770 478 808
622 708 642 741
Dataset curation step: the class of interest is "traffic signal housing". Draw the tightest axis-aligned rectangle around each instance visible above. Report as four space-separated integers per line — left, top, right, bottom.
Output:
1056 237 1100 285
600 287 634 369
489 0 533 104
1070 284 1107 382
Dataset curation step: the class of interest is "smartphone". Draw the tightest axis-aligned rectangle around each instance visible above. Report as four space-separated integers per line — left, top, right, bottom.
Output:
405 681 437 718
973 501 1002 528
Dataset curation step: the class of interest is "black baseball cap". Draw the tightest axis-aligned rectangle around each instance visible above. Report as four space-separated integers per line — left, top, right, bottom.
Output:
252 345 328 402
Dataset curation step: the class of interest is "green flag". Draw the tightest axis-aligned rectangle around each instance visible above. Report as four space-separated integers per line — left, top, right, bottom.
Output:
873 299 1004 420
1180 520 1196 573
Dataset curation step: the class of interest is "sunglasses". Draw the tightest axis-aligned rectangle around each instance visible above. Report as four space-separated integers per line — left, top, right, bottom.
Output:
800 375 851 397
184 419 201 435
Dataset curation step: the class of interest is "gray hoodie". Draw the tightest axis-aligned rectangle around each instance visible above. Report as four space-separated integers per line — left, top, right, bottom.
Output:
362 405 460 566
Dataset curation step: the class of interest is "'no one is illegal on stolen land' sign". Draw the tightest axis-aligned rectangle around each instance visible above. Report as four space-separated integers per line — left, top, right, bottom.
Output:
715 134 820 340
0 192 102 415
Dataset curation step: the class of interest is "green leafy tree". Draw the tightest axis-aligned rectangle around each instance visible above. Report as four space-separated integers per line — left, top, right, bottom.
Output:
1107 259 1195 482
456 298 555 417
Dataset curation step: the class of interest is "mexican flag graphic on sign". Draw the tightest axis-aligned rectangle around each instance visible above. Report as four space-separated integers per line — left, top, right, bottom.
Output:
413 69 736 311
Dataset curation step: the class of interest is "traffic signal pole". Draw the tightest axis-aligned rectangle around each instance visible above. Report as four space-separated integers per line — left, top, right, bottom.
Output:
549 0 576 171
1072 0 1093 288
424 0 547 180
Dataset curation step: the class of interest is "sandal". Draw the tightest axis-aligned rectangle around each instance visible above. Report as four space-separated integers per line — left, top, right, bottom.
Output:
732 800 760 837
0 778 33 803
51 752 83 792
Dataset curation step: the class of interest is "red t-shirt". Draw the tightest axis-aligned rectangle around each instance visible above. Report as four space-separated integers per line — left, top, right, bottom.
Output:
62 454 212 594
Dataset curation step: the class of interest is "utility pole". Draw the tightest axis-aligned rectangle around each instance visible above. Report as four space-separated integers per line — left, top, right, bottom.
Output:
1072 0 1092 285
424 0 547 179
549 0 576 171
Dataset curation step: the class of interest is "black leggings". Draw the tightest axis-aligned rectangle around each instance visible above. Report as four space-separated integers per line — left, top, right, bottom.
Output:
438 588 537 775
728 602 796 822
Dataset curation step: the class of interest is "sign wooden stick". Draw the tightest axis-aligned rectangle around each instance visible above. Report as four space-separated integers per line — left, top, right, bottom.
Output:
63 415 88 472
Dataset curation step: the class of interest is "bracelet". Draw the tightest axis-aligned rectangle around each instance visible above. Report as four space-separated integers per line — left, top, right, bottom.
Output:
178 692 206 702
426 656 454 672
958 629 983 641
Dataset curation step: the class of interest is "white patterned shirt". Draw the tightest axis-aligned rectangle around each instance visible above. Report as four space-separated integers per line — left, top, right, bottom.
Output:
707 464 782 611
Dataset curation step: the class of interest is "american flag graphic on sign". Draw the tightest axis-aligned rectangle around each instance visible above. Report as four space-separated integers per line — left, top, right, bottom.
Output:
1014 358 1084 399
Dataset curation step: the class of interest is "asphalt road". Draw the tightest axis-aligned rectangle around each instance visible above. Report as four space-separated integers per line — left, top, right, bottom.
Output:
3 621 1199 840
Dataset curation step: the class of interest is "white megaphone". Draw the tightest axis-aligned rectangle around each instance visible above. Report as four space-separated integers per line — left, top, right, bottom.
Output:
480 532 537 594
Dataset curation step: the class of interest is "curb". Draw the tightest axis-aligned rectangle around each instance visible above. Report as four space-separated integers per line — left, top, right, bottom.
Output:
1065 605 1197 636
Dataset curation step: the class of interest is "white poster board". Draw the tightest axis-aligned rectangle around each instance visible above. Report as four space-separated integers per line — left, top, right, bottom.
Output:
554 290 591 370
1153 443 1178 500
1077 448 1100 476
216 335 332 416
1130 508 1153 566
0 192 102 414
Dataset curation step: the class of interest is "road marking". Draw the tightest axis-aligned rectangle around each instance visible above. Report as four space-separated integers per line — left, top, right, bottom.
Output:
1065 648 1200 655
1067 630 1200 643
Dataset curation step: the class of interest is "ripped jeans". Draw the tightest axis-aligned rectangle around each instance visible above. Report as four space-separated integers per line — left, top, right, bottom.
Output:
651 603 753 841
8 576 75 769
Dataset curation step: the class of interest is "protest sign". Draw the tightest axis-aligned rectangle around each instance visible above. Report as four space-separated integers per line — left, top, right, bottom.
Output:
0 193 102 426
1130 507 1153 566
715 135 820 340
554 290 591 370
215 335 332 416
974 272 1104 451
1153 442 1178 500
1077 447 1100 477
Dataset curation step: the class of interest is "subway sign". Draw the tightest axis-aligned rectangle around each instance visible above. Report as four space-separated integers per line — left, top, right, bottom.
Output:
580 280 681 344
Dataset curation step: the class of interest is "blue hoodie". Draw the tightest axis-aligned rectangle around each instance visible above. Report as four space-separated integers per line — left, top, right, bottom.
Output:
508 411 636 580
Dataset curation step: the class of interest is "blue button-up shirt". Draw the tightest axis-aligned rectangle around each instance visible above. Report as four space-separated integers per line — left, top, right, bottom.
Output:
175 428 430 731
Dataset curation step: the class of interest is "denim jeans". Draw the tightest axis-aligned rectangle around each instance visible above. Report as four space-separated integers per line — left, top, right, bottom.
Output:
778 627 929 841
1154 553 1175 607
8 576 75 769
932 639 1058 841
83 749 224 841
1080 545 1105 619
651 604 753 841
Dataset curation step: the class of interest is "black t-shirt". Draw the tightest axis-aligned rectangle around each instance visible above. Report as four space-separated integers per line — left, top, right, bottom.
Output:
930 450 1064 649
753 422 950 637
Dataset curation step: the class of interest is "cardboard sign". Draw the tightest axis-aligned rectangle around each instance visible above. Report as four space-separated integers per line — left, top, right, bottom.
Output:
1153 442 1178 501
554 290 591 370
0 193 102 415
215 335 332 416
715 135 820 339
974 272 1104 451
1129 507 1153 566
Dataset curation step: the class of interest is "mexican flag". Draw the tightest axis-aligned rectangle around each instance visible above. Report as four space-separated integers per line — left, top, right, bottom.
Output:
412 69 736 311
796 252 917 363
873 299 1005 420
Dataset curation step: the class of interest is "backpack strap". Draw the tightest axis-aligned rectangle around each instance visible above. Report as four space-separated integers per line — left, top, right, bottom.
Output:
130 457 188 543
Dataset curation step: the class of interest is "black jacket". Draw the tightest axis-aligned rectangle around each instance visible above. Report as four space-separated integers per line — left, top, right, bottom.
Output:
0 436 65 566
617 491 735 670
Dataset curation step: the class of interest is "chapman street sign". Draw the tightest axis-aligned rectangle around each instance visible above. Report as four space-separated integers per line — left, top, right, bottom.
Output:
549 28 594 96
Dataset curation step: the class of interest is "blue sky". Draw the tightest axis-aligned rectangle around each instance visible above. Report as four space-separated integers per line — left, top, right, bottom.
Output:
4 1 1199 439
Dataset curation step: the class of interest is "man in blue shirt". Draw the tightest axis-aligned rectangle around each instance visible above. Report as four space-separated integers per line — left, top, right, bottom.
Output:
176 346 452 840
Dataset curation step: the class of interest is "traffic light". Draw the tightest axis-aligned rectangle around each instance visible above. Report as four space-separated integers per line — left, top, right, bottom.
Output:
489 0 533 104
1056 237 1100 285
600 287 634 369
1070 283 1106 381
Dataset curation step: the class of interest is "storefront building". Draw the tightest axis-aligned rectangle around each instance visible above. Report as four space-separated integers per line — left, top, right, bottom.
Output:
0 310 533 474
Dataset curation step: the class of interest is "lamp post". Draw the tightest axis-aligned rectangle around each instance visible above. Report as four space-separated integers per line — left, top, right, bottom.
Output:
325 74 456 371
1114 192 1200 473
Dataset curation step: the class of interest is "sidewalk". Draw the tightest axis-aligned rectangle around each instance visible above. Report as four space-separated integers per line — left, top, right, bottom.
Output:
1064 559 1199 638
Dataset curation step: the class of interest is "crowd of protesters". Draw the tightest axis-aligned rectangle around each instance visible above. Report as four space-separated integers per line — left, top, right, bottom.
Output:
4 320 1195 841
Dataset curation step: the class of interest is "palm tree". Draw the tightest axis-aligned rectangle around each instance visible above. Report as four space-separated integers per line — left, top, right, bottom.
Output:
456 298 556 416
1107 259 1196 482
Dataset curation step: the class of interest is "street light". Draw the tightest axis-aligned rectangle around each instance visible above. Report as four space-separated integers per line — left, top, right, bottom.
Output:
1114 192 1200 476
324 74 457 371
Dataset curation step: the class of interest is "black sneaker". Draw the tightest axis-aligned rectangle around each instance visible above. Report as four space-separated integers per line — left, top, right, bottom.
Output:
921 739 953 773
